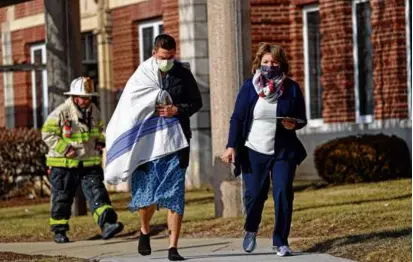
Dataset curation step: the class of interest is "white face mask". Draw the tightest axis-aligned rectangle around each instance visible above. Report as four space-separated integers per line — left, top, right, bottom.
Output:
157 59 174 72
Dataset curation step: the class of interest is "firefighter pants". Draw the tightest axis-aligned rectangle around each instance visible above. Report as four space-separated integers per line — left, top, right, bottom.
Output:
49 165 117 232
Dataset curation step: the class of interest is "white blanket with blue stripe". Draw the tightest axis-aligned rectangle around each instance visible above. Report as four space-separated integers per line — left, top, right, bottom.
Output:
104 57 189 185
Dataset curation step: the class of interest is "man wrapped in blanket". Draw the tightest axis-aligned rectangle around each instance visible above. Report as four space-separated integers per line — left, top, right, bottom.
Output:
105 34 202 261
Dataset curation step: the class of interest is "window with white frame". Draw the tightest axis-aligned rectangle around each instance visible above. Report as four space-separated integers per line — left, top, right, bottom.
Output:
352 0 374 123
138 20 163 63
406 0 412 118
30 44 48 128
81 32 99 107
303 6 323 124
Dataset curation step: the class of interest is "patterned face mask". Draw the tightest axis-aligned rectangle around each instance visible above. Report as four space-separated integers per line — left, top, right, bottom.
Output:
260 65 282 79
157 59 174 72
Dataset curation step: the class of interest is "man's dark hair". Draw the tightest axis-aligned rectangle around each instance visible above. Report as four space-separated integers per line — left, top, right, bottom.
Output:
154 34 176 51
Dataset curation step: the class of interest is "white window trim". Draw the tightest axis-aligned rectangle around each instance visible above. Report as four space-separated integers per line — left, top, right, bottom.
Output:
303 5 323 127
30 44 48 128
406 0 412 119
138 19 163 64
352 0 374 124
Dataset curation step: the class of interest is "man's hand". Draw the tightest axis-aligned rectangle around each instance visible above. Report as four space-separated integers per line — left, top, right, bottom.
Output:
65 146 77 158
95 143 105 152
156 105 178 117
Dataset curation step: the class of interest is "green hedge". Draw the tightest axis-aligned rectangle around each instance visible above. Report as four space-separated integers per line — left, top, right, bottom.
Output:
314 134 411 184
0 128 48 197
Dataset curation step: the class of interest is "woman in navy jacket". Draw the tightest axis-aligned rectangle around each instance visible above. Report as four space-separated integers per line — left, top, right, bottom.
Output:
221 43 307 257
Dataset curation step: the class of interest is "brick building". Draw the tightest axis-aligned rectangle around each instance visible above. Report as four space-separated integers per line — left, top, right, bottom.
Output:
0 0 411 181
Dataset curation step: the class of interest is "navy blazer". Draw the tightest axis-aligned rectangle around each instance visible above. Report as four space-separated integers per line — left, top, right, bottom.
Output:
226 77 307 176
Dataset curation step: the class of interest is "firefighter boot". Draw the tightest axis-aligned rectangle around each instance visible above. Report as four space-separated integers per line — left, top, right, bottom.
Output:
102 222 124 240
54 231 69 243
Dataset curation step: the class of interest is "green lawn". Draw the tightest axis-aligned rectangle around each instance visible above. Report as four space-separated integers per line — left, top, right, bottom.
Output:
0 179 411 262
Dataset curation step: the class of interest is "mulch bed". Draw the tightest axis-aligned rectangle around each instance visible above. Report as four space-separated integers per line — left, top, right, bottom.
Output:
0 252 88 262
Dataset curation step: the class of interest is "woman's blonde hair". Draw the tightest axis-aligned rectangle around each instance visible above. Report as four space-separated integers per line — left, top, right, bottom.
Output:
251 42 289 74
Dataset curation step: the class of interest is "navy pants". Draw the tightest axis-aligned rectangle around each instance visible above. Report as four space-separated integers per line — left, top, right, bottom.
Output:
243 149 296 247
50 166 117 232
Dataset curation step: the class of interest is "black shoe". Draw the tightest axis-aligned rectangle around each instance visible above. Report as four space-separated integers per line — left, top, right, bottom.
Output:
138 231 151 256
102 222 124 240
168 247 185 261
54 231 69 243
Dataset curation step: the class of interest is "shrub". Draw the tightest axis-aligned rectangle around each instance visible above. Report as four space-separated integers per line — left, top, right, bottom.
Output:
0 128 48 198
314 134 411 184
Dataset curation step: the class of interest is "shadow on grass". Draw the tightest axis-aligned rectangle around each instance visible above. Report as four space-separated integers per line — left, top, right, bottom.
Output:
151 251 307 260
182 216 217 224
116 200 218 212
87 223 169 241
304 228 412 253
153 241 232 253
0 210 50 220
185 196 215 205
293 181 329 192
113 196 215 210
294 194 412 212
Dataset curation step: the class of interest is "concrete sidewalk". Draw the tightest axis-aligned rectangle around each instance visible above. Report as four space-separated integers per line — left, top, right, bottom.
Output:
0 238 355 262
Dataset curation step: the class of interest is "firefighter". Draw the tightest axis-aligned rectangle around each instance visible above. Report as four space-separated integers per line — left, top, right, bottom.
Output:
42 77 123 243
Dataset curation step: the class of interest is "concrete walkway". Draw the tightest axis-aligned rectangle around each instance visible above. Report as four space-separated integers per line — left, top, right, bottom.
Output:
0 238 356 262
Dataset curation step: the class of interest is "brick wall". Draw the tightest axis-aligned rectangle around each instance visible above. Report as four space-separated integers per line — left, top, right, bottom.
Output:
0 0 179 126
371 0 408 119
288 3 305 91
319 0 355 122
250 0 410 122
0 0 410 128
163 0 180 57
0 0 44 127
249 0 305 94
14 0 44 19
11 26 45 127
250 0 291 59
0 7 7 23
111 0 162 90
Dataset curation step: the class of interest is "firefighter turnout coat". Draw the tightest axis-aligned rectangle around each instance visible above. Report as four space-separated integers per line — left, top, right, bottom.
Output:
42 98 105 168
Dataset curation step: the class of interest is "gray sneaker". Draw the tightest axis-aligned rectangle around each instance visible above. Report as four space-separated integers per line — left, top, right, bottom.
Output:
276 245 293 256
242 231 257 253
